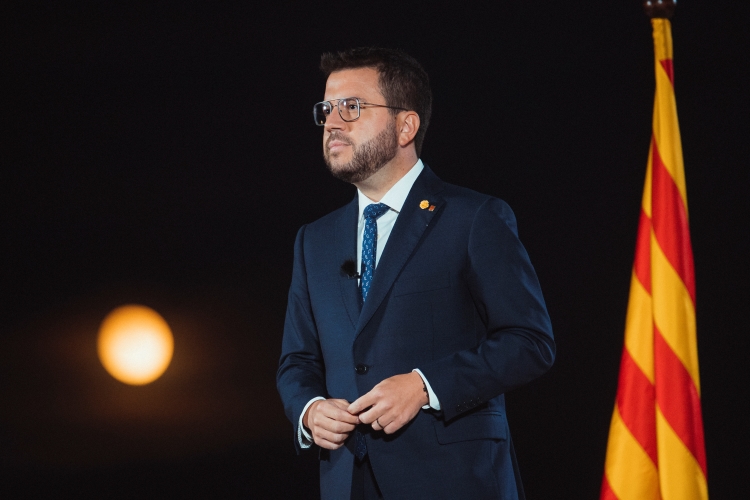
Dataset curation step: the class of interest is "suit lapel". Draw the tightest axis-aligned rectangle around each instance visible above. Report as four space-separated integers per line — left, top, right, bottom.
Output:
355 166 445 338
335 196 361 329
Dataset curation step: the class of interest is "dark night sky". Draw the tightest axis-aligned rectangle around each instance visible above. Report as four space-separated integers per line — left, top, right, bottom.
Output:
2 1 749 498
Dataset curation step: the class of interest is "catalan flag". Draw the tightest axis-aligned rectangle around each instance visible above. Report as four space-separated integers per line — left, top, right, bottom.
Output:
600 18 708 500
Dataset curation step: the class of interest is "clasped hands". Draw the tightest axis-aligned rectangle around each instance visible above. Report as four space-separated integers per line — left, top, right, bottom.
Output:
302 372 429 450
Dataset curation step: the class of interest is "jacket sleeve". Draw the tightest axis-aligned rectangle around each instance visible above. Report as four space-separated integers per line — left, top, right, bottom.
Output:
419 197 555 422
276 225 328 451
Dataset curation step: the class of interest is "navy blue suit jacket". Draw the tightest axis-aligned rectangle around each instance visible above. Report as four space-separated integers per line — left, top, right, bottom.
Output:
277 165 555 499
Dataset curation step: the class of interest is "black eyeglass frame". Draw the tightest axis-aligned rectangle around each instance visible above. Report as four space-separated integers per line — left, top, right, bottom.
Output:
313 97 407 126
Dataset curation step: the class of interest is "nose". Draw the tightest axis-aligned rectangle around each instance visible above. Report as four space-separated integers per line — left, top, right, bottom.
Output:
324 106 346 132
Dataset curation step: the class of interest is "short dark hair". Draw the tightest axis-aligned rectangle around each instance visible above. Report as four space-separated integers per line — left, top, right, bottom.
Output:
320 47 432 156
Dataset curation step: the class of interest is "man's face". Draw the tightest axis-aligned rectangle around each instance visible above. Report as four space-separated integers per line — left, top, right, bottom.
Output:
322 67 398 184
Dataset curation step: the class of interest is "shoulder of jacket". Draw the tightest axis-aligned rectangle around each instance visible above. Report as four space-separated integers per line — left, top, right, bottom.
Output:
440 182 508 211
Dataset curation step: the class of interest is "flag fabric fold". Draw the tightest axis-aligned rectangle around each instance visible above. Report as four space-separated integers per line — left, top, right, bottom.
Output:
601 18 708 500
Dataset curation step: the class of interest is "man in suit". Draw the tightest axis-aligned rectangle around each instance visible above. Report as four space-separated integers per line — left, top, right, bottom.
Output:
277 47 555 499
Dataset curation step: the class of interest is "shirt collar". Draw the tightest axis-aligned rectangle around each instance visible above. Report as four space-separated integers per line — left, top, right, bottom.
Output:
357 159 424 218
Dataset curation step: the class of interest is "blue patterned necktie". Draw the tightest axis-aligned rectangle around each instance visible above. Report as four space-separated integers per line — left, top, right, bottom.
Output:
354 202 389 462
360 203 390 303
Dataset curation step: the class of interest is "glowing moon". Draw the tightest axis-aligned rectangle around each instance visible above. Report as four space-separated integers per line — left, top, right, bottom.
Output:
97 305 174 385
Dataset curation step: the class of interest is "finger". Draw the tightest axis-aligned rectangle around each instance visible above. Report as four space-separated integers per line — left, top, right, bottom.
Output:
382 419 400 435
357 407 376 425
329 407 360 425
372 417 387 431
312 413 357 434
319 418 357 434
358 405 386 426
314 435 346 450
357 396 394 425
348 392 377 415
382 408 418 435
313 426 350 446
318 402 359 424
328 398 351 410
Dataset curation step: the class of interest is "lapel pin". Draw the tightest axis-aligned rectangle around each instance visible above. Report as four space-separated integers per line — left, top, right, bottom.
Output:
429 205 436 211
419 200 429 209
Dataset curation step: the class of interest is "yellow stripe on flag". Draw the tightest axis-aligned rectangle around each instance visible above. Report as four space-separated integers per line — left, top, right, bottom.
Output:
603 405 660 500
623 271 654 383
656 408 709 500
650 232 701 390
641 144 653 219
652 18 688 213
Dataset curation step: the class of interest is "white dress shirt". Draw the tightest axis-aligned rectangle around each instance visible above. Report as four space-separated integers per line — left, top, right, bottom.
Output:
299 159 441 448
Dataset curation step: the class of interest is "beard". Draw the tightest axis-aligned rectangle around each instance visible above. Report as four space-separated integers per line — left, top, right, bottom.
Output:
323 120 398 184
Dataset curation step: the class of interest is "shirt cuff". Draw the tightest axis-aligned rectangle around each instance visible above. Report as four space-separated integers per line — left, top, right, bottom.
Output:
298 396 326 448
412 368 441 411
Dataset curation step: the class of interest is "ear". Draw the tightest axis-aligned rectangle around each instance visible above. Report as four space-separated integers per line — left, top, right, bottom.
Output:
396 111 420 147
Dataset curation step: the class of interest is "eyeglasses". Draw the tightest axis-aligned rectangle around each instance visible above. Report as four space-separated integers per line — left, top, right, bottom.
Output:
313 97 406 126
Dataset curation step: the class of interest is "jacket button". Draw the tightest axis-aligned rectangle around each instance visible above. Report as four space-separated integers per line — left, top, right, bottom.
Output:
355 364 369 375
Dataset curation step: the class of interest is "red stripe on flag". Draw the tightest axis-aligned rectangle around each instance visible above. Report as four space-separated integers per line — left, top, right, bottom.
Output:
616 347 658 465
633 208 652 294
659 59 674 85
650 137 696 303
654 327 708 476
600 475 619 500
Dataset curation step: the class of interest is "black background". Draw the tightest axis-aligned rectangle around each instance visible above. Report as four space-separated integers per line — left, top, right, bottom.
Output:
2 1 748 498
